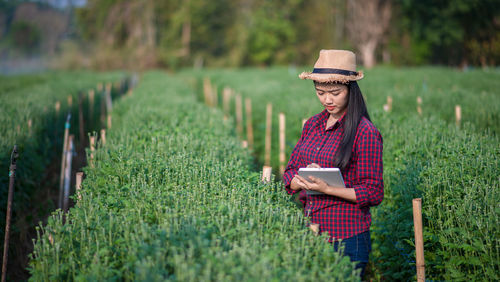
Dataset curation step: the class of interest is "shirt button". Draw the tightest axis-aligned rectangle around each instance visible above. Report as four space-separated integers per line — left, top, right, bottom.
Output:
316 147 320 151
309 201 312 205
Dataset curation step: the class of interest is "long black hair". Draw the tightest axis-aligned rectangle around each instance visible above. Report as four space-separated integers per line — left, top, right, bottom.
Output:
332 81 370 170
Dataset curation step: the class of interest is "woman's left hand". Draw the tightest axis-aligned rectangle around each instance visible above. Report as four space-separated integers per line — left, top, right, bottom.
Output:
295 175 329 193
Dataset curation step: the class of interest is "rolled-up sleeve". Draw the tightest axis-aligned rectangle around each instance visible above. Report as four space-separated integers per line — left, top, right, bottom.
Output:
352 127 384 208
283 120 310 195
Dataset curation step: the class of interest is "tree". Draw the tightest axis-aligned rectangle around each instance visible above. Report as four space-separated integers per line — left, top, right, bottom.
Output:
397 0 500 66
346 0 392 68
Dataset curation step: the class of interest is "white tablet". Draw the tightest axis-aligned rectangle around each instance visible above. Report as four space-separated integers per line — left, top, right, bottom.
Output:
298 167 345 195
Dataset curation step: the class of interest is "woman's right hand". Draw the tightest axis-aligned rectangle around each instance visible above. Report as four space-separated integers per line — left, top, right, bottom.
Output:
290 163 321 190
290 176 306 191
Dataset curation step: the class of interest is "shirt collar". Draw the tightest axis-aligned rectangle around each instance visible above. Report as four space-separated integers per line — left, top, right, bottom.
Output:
316 109 347 131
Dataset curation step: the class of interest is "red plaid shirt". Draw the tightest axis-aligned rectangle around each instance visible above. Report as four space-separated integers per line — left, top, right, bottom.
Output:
283 109 383 240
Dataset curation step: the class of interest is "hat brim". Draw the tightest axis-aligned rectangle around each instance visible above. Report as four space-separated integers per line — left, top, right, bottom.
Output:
298 71 364 84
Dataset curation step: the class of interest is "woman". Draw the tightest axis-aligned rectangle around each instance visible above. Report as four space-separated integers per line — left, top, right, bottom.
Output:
283 50 383 277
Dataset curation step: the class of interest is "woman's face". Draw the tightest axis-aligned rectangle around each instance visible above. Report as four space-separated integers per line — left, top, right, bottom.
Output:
314 82 349 117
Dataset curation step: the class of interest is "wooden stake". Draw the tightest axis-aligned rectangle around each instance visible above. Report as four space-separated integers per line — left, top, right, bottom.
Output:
212 85 218 107
235 94 243 138
242 140 248 148
455 105 461 126
63 135 74 212
203 78 211 106
88 89 95 125
245 98 254 149
27 119 32 135
417 96 422 116
383 96 393 112
265 103 272 166
58 115 71 209
262 166 272 183
100 129 106 146
223 87 232 115
100 87 106 125
107 114 112 129
105 82 113 113
67 95 73 108
76 172 83 201
78 92 85 145
2 146 18 282
279 113 286 176
412 198 425 282
89 135 95 168
97 83 103 93
55 101 60 115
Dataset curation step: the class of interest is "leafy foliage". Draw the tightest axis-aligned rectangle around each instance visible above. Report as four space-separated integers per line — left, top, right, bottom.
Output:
0 71 124 278
191 66 500 280
28 72 359 281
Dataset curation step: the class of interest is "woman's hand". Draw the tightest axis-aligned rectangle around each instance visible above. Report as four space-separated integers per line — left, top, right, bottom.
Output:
290 175 307 190
295 175 330 193
290 163 321 190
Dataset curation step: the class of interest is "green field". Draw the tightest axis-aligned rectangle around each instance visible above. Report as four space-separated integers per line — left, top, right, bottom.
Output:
0 71 125 279
187 66 499 281
0 67 498 281
28 72 359 280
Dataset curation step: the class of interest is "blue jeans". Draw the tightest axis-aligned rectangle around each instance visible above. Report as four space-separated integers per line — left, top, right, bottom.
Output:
333 231 371 278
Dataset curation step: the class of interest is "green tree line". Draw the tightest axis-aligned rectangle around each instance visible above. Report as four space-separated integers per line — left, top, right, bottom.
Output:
1 0 499 69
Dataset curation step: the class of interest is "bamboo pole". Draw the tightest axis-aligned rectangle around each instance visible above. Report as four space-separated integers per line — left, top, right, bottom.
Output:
203 78 211 106
417 96 422 116
63 135 74 212
279 113 286 176
2 146 18 282
245 98 254 150
235 94 243 138
78 92 85 145
105 82 113 113
27 119 32 135
107 114 112 129
76 172 83 201
89 135 95 168
88 89 95 126
412 198 425 282
58 114 71 209
383 96 393 112
100 88 106 125
55 101 61 115
100 129 106 146
265 103 272 166
455 105 461 126
262 166 272 183
212 85 218 107
223 87 232 116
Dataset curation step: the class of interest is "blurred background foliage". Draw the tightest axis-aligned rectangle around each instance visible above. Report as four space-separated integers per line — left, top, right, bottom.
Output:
0 0 499 71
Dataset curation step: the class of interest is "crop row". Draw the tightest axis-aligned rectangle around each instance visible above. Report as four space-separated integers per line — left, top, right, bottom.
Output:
29 72 360 281
191 66 499 281
0 70 125 278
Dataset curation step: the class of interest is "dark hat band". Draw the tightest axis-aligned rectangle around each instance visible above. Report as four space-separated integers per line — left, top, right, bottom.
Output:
312 68 358 76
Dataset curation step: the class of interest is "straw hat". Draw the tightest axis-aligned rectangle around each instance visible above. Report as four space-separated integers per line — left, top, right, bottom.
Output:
299 50 364 83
